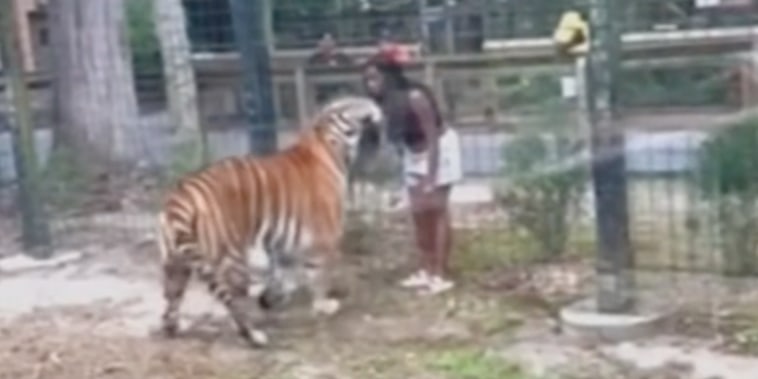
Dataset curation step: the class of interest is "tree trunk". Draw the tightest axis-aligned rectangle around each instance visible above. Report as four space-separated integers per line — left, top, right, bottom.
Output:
0 0 51 257
49 0 144 173
154 0 207 168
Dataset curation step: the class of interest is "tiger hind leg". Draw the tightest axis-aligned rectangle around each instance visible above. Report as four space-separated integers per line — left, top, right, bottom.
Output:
203 262 269 348
161 259 192 337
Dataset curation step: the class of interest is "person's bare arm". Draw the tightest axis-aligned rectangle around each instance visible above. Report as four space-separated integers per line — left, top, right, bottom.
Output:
408 89 440 191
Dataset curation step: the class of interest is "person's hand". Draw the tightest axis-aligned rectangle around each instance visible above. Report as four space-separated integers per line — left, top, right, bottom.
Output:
420 175 436 193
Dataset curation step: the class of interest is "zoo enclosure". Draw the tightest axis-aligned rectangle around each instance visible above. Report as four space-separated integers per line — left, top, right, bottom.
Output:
190 0 758 279
1 0 758 336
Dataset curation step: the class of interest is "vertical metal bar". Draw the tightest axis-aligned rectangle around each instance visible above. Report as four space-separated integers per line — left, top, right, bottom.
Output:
228 0 279 155
587 0 634 312
748 37 758 107
444 0 455 53
417 0 430 53
294 66 308 126
423 59 436 87
575 57 589 137
262 0 275 52
0 0 51 258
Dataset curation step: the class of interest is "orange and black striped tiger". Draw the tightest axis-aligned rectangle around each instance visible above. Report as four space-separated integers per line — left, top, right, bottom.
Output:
156 96 384 348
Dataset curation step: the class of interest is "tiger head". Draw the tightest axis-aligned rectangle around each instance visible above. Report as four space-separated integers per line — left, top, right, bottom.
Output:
314 95 385 165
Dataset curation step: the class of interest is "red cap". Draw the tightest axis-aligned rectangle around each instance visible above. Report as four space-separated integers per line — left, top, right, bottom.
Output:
378 42 412 64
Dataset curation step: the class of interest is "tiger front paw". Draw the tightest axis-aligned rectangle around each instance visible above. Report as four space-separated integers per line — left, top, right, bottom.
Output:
248 329 270 348
238 326 270 348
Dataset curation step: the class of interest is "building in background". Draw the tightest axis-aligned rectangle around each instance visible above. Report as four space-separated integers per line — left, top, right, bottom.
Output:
5 0 49 73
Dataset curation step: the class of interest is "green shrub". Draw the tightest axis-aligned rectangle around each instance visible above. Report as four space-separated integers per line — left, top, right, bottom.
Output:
694 116 758 276
41 147 91 214
126 0 161 75
494 125 588 260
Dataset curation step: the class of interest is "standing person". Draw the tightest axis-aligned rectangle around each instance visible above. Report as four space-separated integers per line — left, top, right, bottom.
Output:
306 33 354 68
361 44 462 294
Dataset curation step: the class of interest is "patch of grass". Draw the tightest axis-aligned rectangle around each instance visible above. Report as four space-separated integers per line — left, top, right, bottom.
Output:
733 326 758 355
352 344 541 379
452 228 537 274
342 210 390 256
716 305 758 356
568 226 596 257
441 295 529 338
452 226 595 277
673 302 758 356
424 347 533 379
474 311 525 337
352 353 418 379
41 147 92 213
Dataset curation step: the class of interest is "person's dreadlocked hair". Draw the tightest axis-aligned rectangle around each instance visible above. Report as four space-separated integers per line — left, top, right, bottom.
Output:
362 52 443 147
363 53 412 93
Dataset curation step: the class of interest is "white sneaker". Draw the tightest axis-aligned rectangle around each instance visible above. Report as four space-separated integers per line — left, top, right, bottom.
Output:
400 270 430 288
424 275 455 295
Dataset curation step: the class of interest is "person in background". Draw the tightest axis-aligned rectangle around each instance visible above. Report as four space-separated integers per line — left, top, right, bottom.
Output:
306 33 354 68
361 43 462 295
307 33 356 106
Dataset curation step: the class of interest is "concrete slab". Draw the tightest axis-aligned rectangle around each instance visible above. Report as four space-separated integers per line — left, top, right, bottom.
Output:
560 297 671 342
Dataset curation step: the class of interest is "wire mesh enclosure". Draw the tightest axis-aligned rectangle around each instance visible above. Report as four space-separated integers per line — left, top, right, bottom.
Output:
2 0 758 378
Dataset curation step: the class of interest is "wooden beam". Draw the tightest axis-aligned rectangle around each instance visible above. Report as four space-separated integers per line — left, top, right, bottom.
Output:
484 25 758 52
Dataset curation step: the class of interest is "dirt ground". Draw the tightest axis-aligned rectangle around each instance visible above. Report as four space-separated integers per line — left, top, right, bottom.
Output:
0 209 758 379
0 211 551 379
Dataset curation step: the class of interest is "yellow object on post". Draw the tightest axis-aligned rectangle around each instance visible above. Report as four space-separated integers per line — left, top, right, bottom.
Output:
553 11 590 57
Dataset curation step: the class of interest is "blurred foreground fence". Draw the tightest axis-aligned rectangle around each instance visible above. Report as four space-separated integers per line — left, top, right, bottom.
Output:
2 0 758 349
183 0 758 53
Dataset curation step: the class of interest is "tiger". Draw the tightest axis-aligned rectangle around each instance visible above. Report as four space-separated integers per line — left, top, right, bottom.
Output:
156 95 384 348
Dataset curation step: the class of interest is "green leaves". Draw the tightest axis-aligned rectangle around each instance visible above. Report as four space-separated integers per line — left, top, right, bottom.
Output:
695 116 758 198
126 0 161 75
693 116 758 276
426 348 526 379
496 126 588 260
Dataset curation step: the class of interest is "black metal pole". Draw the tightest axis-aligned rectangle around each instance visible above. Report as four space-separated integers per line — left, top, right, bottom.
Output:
587 0 634 312
0 0 52 258
228 0 278 155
